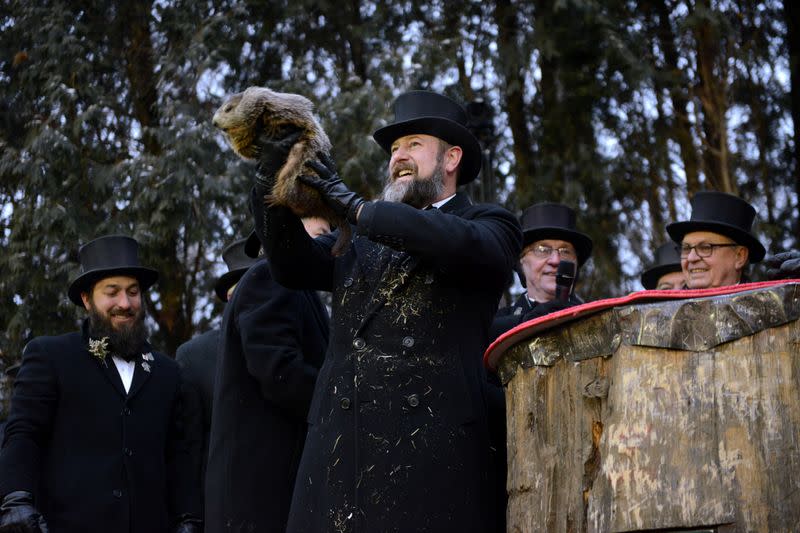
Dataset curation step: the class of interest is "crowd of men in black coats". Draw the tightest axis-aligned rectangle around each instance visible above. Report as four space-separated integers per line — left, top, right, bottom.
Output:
2 90 799 533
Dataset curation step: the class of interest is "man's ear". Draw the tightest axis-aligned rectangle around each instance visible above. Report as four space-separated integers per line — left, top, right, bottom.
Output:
81 291 92 311
445 146 463 174
735 246 749 270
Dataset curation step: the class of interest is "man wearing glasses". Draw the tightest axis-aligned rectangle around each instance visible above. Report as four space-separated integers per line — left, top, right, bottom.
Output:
486 203 593 532
666 191 765 289
491 202 593 336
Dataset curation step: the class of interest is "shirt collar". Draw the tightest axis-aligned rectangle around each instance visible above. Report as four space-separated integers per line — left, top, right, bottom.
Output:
430 194 457 209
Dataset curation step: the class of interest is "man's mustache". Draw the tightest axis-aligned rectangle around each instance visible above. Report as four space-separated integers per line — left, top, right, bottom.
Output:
390 162 417 180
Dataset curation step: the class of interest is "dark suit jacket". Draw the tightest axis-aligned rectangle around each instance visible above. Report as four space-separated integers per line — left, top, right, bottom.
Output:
176 327 220 505
253 190 522 533
204 259 329 533
0 320 199 533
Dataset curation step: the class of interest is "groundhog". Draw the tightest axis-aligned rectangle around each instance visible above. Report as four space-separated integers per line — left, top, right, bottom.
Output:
212 86 351 256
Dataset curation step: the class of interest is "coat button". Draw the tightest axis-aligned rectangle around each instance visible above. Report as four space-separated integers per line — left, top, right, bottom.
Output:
112 489 122 498
353 338 366 350
340 397 351 410
407 394 420 408
121 407 131 415
343 277 354 287
402 336 415 348
123 447 132 456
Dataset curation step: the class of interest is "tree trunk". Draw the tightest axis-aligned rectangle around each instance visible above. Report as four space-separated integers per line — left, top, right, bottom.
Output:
119 1 161 156
494 0 536 208
117 1 191 354
652 0 701 197
785 0 800 239
693 0 736 193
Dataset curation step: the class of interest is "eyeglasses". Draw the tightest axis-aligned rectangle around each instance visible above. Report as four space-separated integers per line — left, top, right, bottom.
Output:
679 242 740 258
528 244 577 261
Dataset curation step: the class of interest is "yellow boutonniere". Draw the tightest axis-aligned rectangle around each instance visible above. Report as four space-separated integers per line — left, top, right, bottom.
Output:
88 337 109 364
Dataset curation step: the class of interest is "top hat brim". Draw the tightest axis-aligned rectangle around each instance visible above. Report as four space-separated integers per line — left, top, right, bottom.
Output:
373 117 482 185
68 267 159 307
522 227 594 266
666 220 766 263
640 263 683 290
214 268 249 302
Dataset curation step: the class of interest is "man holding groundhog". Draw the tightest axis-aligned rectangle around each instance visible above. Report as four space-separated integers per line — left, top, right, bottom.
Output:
251 90 521 532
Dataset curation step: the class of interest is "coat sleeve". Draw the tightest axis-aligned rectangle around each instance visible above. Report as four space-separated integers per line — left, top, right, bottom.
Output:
357 200 523 284
0 338 58 498
235 262 322 420
250 185 337 291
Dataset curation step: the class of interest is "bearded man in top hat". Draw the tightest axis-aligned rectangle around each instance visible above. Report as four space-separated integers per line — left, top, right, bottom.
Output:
0 235 201 533
640 242 685 290
249 90 522 532
204 221 330 533
175 236 258 514
666 191 765 289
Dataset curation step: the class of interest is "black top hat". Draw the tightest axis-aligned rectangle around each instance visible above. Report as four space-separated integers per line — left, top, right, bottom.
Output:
640 242 683 290
666 191 765 263
373 91 482 185
68 235 158 306
215 237 259 302
520 203 593 265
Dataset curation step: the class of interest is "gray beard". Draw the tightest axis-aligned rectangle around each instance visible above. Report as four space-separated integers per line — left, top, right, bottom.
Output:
380 161 446 209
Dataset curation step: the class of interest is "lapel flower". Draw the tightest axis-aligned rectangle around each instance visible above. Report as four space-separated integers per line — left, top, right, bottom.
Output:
142 352 154 362
88 337 110 365
141 361 151 373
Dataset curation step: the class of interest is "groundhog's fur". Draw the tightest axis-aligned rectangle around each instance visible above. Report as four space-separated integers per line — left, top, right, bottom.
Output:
212 86 350 256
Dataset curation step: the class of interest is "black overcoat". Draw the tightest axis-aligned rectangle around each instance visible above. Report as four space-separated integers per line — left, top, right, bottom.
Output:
176 327 220 500
0 321 198 533
204 259 329 533
255 191 522 533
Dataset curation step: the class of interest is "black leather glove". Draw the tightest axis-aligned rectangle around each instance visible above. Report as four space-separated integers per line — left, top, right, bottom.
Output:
521 299 575 322
299 153 368 225
172 514 203 533
255 128 303 190
0 491 49 533
764 250 800 280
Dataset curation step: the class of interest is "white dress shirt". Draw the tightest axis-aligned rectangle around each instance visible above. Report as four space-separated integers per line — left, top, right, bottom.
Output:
112 356 136 393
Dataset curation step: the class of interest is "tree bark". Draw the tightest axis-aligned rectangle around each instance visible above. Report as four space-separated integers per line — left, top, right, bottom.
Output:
651 0 701 197
494 0 536 208
119 1 161 156
785 0 800 237
693 0 736 193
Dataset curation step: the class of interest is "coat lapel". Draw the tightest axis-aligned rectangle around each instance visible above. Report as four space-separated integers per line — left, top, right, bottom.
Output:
127 350 154 399
97 356 128 398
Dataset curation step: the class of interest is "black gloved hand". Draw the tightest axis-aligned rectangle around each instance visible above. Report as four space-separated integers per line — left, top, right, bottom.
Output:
299 153 368 225
172 515 203 533
764 250 800 280
255 128 303 190
521 298 575 322
0 491 49 533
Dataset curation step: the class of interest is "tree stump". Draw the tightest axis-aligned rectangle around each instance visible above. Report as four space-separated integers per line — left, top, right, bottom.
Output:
491 282 800 532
